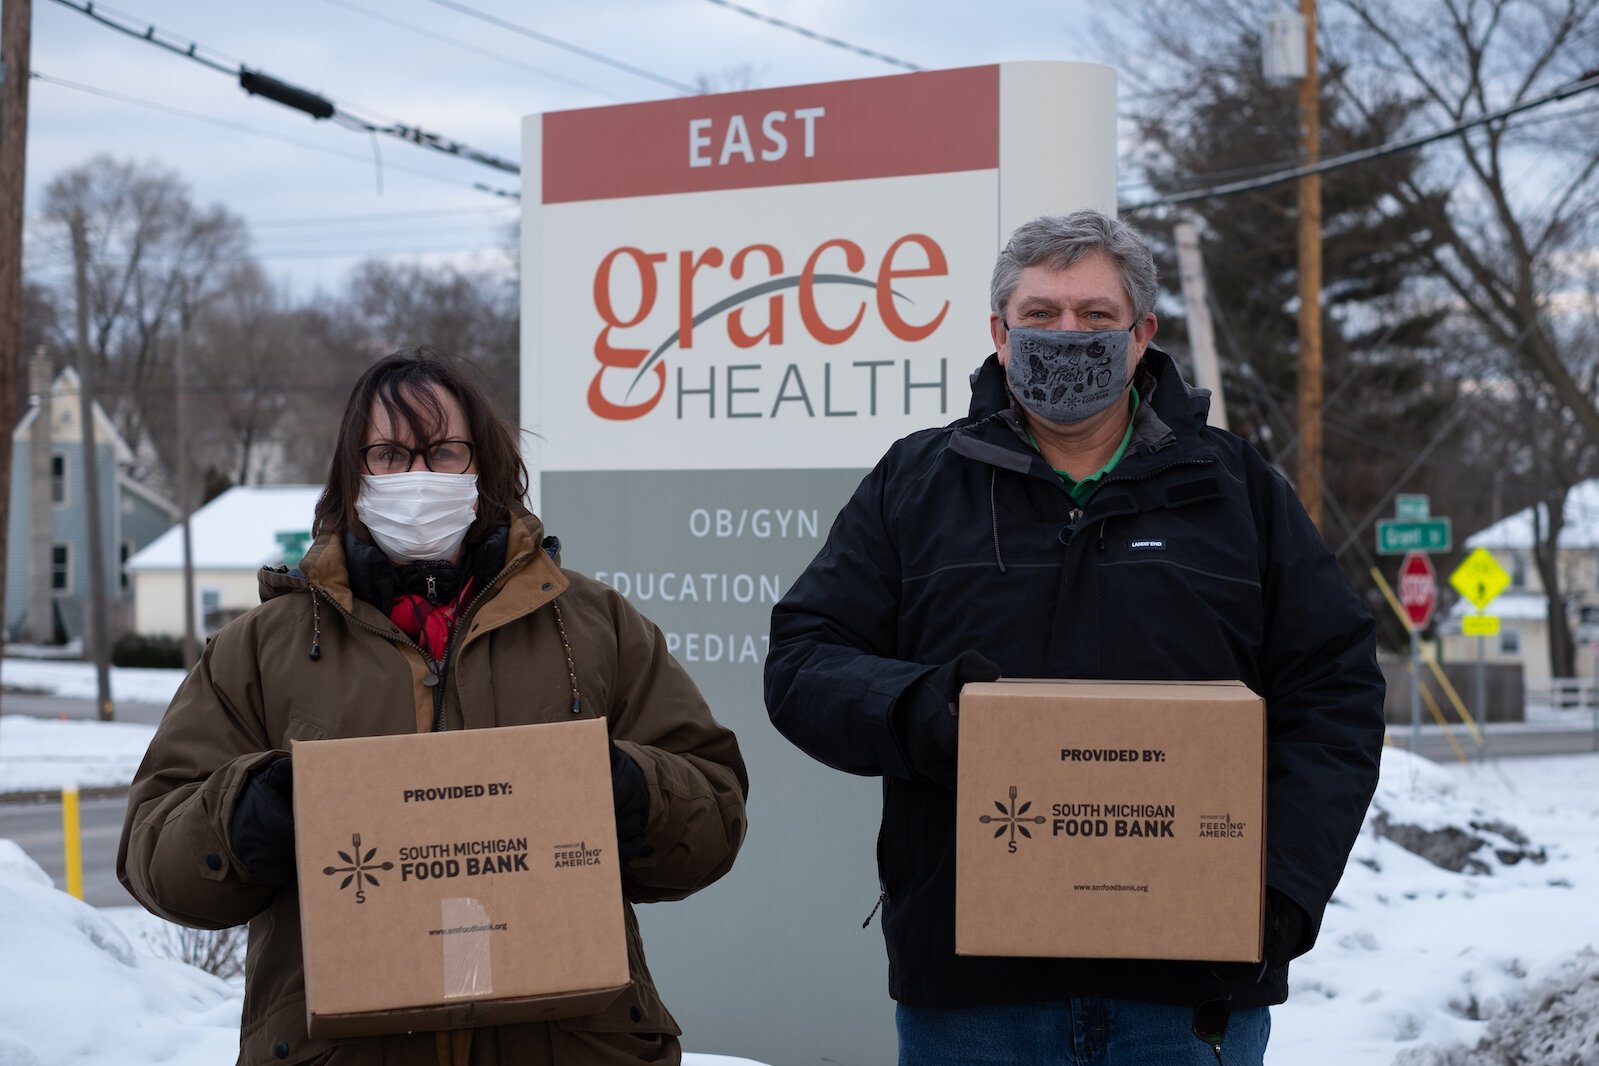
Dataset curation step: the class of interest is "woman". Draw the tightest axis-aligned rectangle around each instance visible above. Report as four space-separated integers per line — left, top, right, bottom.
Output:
117 348 748 1066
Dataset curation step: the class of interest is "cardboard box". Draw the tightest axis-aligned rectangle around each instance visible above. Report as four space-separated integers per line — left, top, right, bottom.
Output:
956 680 1265 963
292 718 629 1038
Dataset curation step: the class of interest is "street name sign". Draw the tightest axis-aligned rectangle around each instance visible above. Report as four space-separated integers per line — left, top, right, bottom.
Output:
1395 494 1430 520
1377 518 1452 555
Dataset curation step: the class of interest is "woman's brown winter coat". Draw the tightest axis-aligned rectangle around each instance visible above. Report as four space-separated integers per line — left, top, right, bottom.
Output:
117 507 748 1066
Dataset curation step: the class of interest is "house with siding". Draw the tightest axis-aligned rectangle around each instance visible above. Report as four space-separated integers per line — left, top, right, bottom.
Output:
4 367 179 644
1439 480 1599 685
123 485 320 638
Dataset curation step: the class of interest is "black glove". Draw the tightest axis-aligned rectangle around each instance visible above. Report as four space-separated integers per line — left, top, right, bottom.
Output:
892 651 1002 788
230 757 297 887
610 742 651 862
1263 888 1310 968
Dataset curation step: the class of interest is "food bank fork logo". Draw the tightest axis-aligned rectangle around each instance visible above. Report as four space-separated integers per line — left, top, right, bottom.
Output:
322 833 395 904
980 785 1046 854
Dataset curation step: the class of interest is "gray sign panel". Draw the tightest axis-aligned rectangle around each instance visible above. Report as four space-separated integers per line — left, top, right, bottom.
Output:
543 468 895 1064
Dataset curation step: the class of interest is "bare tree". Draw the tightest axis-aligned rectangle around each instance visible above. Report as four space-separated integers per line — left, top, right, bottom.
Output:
1121 0 1599 670
40 155 250 474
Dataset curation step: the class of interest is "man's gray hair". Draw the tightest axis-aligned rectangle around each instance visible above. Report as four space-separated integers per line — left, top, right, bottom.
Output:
990 211 1159 322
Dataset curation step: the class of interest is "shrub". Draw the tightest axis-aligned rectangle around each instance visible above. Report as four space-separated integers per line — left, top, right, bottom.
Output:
111 633 185 669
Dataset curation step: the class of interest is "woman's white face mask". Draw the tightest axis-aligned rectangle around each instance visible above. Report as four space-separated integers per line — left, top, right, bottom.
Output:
355 471 479 563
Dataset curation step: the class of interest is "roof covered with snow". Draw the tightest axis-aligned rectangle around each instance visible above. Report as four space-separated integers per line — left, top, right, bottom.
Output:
1467 478 1599 550
1447 590 1549 620
124 485 321 572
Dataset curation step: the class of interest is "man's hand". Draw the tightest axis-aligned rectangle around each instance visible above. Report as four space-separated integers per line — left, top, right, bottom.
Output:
1263 887 1310 968
230 757 296 887
892 651 1001 789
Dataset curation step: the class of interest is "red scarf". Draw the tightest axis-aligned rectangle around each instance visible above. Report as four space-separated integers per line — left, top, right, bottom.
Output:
389 577 474 660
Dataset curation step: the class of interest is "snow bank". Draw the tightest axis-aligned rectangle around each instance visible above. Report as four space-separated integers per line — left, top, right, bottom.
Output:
0 841 771 1065
0 840 241 1065
1269 748 1598 1062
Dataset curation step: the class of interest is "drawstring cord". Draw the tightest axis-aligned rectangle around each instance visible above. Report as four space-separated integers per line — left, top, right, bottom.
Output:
989 468 1008 574
308 593 321 661
551 599 582 713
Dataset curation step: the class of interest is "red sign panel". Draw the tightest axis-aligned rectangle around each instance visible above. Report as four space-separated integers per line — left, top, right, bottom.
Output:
1399 550 1437 629
542 65 1000 203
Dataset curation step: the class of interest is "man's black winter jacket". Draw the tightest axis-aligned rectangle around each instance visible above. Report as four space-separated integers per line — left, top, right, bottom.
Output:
764 349 1385 1010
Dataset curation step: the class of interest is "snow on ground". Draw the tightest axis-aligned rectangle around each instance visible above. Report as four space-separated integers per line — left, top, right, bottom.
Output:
3 661 1598 1063
0 716 156 792
1 656 188 704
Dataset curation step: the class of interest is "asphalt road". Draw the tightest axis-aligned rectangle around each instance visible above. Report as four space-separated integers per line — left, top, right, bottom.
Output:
1 692 168 725
3 794 137 907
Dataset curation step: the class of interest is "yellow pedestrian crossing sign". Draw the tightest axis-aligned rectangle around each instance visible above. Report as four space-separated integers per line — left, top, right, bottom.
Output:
1449 548 1511 610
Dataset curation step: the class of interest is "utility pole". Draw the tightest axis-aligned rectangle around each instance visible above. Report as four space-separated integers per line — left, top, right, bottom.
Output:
175 285 197 669
70 215 113 721
27 348 51 642
1174 220 1228 430
0 0 34 703
1295 0 1324 531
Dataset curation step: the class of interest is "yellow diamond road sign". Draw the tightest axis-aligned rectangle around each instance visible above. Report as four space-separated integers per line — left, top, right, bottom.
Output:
1450 547 1511 610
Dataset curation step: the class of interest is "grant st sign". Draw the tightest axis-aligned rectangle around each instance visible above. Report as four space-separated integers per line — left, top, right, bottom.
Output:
521 62 1117 1065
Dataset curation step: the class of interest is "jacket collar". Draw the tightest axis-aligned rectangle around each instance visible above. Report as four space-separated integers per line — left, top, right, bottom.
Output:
259 504 568 620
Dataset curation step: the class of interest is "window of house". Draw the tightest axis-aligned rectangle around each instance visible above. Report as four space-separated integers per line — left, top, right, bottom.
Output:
120 542 133 591
51 544 70 592
50 454 67 506
1499 628 1521 655
201 588 223 633
1510 553 1527 588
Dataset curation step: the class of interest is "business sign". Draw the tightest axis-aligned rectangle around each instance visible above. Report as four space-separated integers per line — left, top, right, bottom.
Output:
522 62 1117 1064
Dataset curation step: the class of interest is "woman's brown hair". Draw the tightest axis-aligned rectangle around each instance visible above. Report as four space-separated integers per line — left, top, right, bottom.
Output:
313 347 528 542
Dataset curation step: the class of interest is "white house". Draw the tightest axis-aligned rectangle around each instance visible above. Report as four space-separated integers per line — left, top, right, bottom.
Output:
124 485 322 638
1440 480 1599 685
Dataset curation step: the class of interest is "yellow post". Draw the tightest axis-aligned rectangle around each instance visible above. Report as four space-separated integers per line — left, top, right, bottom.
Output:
62 785 84 900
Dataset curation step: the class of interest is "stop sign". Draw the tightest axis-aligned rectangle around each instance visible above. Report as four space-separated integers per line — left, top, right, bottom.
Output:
1399 550 1437 628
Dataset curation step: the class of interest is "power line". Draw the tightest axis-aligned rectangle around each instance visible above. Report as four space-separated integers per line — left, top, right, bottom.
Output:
249 205 517 228
318 0 623 102
698 0 922 73
421 0 696 94
47 0 522 176
31 72 519 199
1122 69 1599 212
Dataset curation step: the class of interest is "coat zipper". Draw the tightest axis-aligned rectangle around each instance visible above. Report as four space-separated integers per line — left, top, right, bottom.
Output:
428 555 530 731
305 552 535 733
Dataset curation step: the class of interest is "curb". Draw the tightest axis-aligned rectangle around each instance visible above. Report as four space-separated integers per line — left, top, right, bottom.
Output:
0 785 131 806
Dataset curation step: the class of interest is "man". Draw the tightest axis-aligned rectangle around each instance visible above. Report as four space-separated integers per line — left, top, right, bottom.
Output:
764 211 1384 1064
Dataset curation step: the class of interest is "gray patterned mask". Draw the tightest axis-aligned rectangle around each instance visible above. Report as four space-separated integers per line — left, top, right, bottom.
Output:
1004 325 1133 425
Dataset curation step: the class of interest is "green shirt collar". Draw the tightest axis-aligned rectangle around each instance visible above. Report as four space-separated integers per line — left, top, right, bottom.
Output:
1029 388 1141 506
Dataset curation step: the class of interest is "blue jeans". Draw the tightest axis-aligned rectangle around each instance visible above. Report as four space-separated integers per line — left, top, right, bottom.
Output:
896 999 1270 1065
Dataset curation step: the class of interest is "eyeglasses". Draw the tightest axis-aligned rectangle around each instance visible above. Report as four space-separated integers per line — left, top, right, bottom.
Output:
358 439 475 476
1192 997 1230 1065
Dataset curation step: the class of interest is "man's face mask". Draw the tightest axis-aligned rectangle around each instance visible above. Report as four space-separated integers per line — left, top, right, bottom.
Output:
1004 324 1134 426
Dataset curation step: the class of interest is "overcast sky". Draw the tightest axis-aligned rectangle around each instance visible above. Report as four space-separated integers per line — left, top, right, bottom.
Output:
23 0 1114 295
